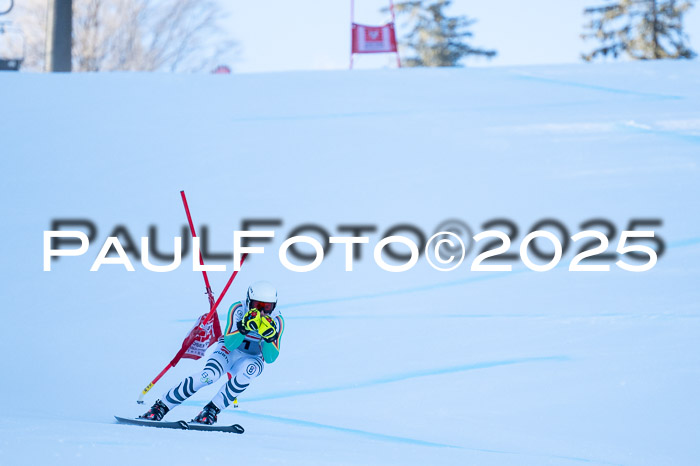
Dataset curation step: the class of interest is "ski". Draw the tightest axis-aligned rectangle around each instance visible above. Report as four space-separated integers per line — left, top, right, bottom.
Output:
187 422 245 434
114 416 244 434
115 416 188 430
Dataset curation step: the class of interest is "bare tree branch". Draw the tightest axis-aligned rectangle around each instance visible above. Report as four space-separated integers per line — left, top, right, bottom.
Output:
14 0 238 72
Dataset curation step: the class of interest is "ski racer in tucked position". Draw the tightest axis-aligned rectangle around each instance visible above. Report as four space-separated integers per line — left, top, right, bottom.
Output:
140 281 284 425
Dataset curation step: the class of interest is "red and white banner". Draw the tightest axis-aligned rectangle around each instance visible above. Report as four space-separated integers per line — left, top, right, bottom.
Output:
180 313 222 360
352 23 398 54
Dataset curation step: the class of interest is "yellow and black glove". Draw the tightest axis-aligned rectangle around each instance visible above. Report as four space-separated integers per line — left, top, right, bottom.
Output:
257 315 278 343
237 309 263 335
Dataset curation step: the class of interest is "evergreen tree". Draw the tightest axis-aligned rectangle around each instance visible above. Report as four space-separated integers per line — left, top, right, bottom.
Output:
384 0 496 67
582 0 696 61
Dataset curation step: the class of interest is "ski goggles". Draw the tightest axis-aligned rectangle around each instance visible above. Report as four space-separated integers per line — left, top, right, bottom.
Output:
249 299 276 313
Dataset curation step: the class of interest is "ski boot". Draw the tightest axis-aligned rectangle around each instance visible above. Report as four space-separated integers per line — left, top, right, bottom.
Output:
139 399 169 421
192 401 220 425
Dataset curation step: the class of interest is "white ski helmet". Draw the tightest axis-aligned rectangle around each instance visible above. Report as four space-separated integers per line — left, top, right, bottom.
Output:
246 281 277 313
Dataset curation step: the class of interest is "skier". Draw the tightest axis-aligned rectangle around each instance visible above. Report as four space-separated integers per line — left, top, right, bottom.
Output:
140 280 284 425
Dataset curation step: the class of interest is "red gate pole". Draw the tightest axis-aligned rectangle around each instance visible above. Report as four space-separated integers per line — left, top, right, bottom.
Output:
181 190 216 310
136 254 247 404
136 191 248 404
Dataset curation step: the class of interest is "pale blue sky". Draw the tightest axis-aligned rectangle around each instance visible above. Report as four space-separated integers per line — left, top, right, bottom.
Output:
222 0 700 72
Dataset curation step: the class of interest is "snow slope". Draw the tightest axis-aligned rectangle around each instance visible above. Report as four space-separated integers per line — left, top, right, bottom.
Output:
1 62 699 465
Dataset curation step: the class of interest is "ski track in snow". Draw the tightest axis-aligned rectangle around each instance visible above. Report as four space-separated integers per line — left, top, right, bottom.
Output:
177 356 571 404
221 411 622 465
3 64 699 466
510 72 683 100
169 235 700 319
164 235 700 464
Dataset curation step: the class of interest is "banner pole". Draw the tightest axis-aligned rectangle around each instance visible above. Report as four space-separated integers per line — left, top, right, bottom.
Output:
389 0 401 68
350 0 355 69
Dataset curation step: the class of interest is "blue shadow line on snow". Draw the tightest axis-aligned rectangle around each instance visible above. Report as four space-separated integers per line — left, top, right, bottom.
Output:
229 109 412 122
279 235 700 311
175 314 543 323
228 101 633 124
283 313 630 320
181 356 568 406
172 269 528 321
175 313 628 323
616 122 700 144
227 102 607 123
172 236 700 323
512 73 682 100
244 356 569 402
669 237 700 248
284 313 551 320
180 407 615 464
232 410 462 449
232 411 618 464
283 269 529 309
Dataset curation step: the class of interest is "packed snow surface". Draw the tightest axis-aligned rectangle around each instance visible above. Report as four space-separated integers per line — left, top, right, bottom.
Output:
1 62 699 465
